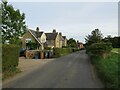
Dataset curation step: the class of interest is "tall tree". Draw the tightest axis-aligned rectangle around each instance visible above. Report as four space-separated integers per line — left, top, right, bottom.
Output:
1 1 27 44
67 38 77 48
103 36 120 48
85 29 103 46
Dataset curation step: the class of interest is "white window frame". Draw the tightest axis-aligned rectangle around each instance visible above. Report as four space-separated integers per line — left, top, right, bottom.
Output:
25 38 31 43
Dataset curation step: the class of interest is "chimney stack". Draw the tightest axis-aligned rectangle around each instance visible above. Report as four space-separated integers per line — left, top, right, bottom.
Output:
59 32 62 36
53 29 56 33
36 27 39 32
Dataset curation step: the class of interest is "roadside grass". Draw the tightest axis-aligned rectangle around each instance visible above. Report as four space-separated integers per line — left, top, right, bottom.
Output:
2 67 21 80
112 48 120 54
91 52 119 89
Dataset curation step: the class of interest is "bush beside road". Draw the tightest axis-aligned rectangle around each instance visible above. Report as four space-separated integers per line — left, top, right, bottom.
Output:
2 44 20 80
111 48 120 54
53 48 80 58
87 48 119 89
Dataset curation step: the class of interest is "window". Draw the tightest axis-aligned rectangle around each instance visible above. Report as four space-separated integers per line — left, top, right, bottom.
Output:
25 38 31 43
41 38 46 43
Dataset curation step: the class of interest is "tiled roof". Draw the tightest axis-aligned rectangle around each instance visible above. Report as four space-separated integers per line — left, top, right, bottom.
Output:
29 29 43 38
28 29 66 42
45 33 58 40
62 36 66 39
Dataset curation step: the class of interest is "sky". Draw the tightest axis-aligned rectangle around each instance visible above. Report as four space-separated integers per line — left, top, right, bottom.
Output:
8 1 118 43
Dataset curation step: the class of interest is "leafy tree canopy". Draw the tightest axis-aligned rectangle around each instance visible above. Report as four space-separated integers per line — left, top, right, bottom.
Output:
85 29 103 46
1 0 27 44
67 38 77 48
103 35 120 48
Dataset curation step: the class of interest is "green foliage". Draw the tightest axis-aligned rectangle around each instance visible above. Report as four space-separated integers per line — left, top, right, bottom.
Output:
53 48 73 58
87 42 112 56
62 46 67 48
2 44 20 72
1 1 27 44
26 41 40 50
112 48 120 54
85 28 118 89
103 35 120 48
92 52 119 89
72 48 80 52
44 47 52 50
67 38 77 48
85 29 113 59
3 68 21 80
53 48 80 58
85 29 103 46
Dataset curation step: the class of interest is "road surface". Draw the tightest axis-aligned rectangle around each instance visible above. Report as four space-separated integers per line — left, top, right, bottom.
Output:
3 50 104 88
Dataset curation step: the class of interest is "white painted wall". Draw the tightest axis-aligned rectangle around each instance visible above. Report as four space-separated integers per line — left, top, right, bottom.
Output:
39 33 46 43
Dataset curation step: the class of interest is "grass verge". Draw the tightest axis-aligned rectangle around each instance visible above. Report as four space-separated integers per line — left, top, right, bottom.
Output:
112 48 120 54
2 67 21 80
90 52 119 89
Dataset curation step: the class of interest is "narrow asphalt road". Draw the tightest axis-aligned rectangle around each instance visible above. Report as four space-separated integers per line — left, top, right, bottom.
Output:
3 50 104 88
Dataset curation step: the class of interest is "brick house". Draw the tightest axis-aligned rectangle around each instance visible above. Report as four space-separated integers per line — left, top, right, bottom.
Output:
77 42 84 49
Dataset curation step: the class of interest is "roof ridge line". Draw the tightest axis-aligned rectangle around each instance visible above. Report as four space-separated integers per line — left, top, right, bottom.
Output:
28 30 42 45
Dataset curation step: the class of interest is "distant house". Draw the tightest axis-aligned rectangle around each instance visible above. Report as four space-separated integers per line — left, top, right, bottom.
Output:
62 36 67 47
22 28 67 49
22 27 46 49
77 42 84 49
45 29 63 48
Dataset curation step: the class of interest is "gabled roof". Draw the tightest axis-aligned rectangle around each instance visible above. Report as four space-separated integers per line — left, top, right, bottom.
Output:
45 33 58 40
28 29 44 45
29 29 43 38
62 36 66 39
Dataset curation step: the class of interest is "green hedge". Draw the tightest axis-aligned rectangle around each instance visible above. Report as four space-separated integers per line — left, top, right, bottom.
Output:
87 42 112 58
93 52 119 89
86 42 118 89
53 48 76 58
2 44 20 72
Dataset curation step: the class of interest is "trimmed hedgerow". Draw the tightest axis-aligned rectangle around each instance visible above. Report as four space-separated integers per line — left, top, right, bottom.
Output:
2 44 20 72
86 42 119 89
53 48 80 58
91 52 119 89
87 42 112 59
53 48 75 58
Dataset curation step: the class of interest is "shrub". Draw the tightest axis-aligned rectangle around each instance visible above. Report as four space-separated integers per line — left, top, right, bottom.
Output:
95 52 119 89
62 46 67 48
53 48 73 58
44 47 51 50
73 48 80 52
87 42 112 58
2 44 20 72
26 42 39 50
